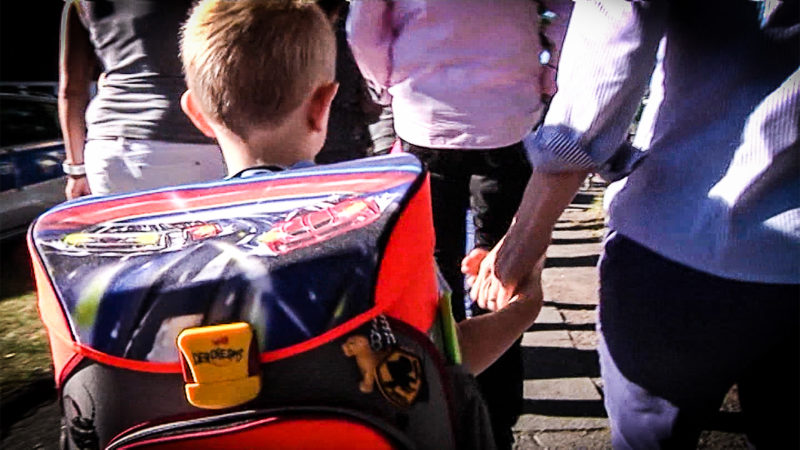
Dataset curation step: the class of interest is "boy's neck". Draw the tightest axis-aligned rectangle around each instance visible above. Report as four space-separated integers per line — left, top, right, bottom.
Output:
222 141 311 174
217 117 319 175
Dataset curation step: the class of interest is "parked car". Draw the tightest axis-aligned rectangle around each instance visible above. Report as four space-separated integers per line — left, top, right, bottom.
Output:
0 91 67 239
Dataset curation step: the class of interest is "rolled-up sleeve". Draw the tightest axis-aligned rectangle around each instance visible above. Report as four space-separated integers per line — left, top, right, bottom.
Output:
346 1 394 97
525 0 666 181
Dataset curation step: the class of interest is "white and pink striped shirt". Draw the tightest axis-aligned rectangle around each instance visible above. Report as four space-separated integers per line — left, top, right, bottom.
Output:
347 0 572 149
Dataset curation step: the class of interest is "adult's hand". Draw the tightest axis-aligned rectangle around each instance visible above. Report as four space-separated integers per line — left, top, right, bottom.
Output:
66 176 91 200
464 240 545 312
464 241 512 311
464 170 588 310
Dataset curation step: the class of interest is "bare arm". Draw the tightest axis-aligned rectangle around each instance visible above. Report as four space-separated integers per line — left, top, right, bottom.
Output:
455 168 587 374
495 170 586 290
456 260 543 375
58 1 97 199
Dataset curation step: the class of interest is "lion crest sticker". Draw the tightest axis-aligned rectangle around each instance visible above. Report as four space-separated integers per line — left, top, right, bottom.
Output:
342 316 424 408
375 348 423 408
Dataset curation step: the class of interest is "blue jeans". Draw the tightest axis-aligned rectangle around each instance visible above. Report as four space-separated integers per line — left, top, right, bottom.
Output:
598 232 799 449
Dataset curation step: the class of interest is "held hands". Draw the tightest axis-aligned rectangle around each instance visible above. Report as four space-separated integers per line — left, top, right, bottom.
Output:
462 245 513 311
65 176 91 200
462 171 585 312
462 241 545 312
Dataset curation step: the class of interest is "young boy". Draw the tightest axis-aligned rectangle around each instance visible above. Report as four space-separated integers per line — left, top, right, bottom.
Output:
179 0 543 376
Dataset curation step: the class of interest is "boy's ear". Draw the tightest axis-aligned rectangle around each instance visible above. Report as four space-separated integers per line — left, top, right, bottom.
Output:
181 90 217 138
307 81 339 132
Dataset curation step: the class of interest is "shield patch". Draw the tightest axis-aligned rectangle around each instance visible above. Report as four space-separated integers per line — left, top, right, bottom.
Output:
376 348 423 408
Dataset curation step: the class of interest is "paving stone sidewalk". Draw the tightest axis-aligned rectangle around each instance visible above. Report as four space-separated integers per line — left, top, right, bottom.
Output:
512 185 611 449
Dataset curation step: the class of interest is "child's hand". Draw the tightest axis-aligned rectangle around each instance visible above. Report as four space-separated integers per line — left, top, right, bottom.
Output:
465 238 545 312
466 242 516 312
461 247 490 288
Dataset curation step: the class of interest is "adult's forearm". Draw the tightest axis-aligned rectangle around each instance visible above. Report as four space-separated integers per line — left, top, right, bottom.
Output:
59 94 89 164
494 169 587 287
58 1 95 165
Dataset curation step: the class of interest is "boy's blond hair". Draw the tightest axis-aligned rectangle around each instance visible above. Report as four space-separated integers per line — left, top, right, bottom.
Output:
181 0 335 138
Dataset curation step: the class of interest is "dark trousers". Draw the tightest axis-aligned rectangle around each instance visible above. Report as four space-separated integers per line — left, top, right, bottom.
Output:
599 232 800 449
403 141 532 449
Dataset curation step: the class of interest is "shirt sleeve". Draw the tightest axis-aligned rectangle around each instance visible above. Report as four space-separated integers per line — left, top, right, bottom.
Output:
525 0 667 181
346 1 395 104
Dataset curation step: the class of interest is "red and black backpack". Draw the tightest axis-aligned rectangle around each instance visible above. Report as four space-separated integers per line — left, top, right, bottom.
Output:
29 154 494 449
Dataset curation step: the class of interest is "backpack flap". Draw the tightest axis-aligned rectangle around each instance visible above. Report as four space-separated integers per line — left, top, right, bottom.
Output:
29 154 431 377
29 155 453 448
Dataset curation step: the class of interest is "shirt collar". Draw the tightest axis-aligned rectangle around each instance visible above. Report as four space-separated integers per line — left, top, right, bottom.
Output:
227 160 315 179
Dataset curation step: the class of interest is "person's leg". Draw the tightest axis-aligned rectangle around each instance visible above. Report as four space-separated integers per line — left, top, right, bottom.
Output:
597 334 719 450
403 142 471 322
735 283 799 449
469 142 531 251
470 337 522 450
468 142 532 450
599 232 799 449
599 234 730 448
84 138 131 195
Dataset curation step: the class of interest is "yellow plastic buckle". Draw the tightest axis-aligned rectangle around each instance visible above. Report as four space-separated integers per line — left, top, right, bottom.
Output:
177 322 261 409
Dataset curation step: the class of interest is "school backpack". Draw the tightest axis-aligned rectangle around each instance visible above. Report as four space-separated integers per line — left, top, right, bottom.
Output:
28 154 495 449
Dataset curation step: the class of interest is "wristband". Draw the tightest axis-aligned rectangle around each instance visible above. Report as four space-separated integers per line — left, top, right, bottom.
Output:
62 162 87 176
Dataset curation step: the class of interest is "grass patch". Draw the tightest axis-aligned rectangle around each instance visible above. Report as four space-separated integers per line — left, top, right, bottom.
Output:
588 190 605 216
0 291 52 397
585 184 607 240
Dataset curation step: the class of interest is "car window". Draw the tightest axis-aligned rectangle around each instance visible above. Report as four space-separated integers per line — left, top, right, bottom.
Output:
284 220 306 236
307 211 333 229
0 97 61 148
